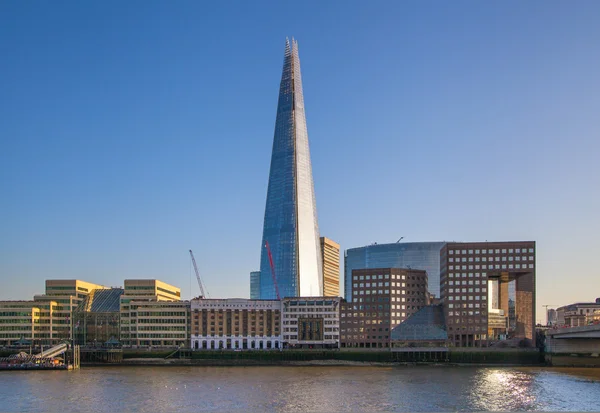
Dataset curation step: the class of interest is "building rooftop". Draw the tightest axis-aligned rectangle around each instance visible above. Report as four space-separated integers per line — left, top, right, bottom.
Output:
391 305 448 341
75 288 124 313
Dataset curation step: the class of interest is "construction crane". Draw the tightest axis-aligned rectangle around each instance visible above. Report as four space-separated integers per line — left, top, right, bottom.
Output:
264 241 281 300
189 249 209 298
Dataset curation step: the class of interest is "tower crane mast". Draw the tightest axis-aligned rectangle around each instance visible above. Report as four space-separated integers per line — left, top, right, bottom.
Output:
189 249 209 298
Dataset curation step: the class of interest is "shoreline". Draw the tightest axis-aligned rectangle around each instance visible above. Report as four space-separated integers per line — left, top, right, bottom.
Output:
81 358 545 368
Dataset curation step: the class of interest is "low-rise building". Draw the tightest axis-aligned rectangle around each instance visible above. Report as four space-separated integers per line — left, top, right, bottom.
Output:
556 299 600 327
1 279 107 346
341 268 428 349
191 298 281 350
282 297 341 349
120 279 188 347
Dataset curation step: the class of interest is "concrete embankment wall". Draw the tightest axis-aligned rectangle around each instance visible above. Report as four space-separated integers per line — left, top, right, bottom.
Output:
101 348 543 366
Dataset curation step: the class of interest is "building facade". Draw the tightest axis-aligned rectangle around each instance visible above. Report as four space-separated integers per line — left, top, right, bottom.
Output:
33 279 108 342
440 241 536 347
259 38 322 299
120 279 187 347
344 242 445 303
72 288 123 346
320 237 340 296
0 300 56 347
0 279 107 346
556 299 600 327
340 268 428 348
282 297 341 349
250 271 261 300
191 298 281 350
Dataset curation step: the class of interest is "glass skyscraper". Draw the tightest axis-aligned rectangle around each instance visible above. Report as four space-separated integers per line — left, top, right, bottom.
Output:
344 242 446 302
250 271 260 300
259 38 322 299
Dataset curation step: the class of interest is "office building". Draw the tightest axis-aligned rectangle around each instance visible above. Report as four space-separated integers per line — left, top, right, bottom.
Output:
556 298 600 327
320 237 340 296
250 271 261 300
72 288 123 346
259 38 322 299
282 297 341 349
191 298 281 350
340 268 428 348
120 279 188 347
440 241 536 347
0 279 107 346
344 242 445 302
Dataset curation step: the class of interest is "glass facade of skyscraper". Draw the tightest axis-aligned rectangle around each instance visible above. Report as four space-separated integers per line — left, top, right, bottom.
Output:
250 271 260 300
344 242 445 302
259 39 322 299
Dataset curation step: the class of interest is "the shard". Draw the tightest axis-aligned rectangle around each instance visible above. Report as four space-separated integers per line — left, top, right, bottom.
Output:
259 38 322 299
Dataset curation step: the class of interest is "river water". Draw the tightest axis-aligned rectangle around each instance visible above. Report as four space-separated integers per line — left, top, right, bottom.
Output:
1 366 599 412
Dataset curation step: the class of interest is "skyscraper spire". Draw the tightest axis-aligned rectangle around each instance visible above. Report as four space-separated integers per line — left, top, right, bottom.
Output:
259 39 323 299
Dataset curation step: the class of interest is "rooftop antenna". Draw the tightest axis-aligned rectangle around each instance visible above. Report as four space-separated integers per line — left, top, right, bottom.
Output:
397 237 404 243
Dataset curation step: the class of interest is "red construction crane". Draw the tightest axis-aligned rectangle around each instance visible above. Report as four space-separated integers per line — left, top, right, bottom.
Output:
264 241 281 300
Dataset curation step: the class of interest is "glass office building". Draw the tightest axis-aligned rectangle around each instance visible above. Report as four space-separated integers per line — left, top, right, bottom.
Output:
259 38 322 299
344 242 445 302
250 271 261 300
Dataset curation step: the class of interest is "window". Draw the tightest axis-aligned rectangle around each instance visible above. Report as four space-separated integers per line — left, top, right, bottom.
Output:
449 250 454 254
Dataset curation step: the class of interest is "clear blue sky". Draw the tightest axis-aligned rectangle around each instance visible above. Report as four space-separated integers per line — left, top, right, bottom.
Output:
1 1 599 323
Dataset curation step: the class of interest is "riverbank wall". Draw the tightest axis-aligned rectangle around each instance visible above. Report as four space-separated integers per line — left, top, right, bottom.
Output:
1 348 545 367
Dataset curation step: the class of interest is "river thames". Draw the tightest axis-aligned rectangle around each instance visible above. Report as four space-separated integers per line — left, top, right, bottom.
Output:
1 366 599 412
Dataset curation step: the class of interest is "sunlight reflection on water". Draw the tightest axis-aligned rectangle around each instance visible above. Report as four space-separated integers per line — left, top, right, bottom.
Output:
0 366 599 412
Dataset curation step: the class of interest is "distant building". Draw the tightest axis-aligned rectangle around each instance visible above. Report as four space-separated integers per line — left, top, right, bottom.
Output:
440 241 536 347
250 271 261 300
547 308 558 326
120 279 188 347
282 297 341 349
344 242 445 302
320 237 340 296
340 268 428 349
556 298 600 327
72 288 123 346
191 298 281 350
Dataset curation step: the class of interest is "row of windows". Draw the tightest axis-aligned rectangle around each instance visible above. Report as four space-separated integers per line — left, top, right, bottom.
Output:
448 303 487 309
448 295 487 301
352 274 422 281
448 263 535 272
448 280 485 286
449 255 533 263
449 248 534 255
449 287 487 293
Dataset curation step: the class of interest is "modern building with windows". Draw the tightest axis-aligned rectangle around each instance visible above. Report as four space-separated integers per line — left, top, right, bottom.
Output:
259 38 322 299
344 242 445 302
282 297 341 349
72 288 123 346
440 241 536 347
191 298 281 350
556 299 600 327
320 237 340 296
340 268 428 348
120 279 187 347
0 279 107 346
250 271 261 300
